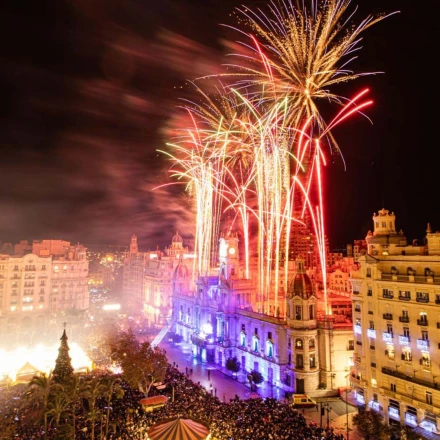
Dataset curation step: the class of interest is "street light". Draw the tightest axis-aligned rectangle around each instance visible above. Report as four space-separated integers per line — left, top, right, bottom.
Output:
345 373 350 440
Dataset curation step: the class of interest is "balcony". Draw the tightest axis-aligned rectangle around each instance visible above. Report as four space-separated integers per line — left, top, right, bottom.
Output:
383 313 393 320
383 293 394 299
399 316 410 323
416 339 430 350
417 319 428 326
382 367 438 391
416 297 429 303
398 295 411 301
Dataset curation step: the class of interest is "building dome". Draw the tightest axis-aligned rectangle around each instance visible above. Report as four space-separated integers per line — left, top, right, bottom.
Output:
173 261 189 280
289 272 314 299
288 257 314 299
172 231 183 244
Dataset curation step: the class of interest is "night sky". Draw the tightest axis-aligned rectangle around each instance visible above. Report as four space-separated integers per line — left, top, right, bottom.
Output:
0 0 438 251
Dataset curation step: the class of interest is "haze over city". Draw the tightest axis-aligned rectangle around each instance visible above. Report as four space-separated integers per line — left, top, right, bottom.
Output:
1 0 438 251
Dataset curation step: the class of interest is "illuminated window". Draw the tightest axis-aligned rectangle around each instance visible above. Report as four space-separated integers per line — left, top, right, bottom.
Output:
53 266 59 273
295 338 303 349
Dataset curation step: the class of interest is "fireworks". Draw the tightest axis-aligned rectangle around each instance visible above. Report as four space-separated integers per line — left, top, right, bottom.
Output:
160 0 397 315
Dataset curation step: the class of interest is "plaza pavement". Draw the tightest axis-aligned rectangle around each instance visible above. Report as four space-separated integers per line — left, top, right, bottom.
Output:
158 339 364 439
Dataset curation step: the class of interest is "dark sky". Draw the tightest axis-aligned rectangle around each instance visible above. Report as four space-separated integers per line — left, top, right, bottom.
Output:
0 0 438 251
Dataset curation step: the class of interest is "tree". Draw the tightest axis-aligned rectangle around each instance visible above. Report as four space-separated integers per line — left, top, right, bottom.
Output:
353 409 392 440
28 372 56 440
101 375 124 439
83 374 106 440
106 329 168 397
250 370 264 385
226 357 241 378
52 328 74 383
63 374 88 440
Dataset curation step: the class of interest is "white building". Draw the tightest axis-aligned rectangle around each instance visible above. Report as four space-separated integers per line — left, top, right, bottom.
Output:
171 233 354 397
350 208 440 435
0 240 89 345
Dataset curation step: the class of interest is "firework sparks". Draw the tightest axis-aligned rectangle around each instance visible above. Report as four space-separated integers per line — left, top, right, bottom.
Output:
161 0 396 315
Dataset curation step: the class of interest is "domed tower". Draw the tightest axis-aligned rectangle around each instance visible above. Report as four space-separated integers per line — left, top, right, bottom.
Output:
366 208 407 255
166 231 188 258
285 256 320 394
173 259 189 295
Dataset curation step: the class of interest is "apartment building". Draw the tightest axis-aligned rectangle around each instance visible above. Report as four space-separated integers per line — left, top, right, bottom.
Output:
350 208 440 435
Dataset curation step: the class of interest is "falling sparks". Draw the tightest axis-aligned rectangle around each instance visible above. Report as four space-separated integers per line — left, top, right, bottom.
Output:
160 0 397 315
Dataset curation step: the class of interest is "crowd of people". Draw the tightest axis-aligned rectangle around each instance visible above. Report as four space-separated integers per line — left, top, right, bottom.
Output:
1 364 346 440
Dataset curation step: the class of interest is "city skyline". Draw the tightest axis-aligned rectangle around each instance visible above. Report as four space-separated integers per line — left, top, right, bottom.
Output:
0 0 438 250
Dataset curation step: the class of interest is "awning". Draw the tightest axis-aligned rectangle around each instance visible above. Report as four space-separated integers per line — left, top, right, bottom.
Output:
147 417 210 440
140 395 168 412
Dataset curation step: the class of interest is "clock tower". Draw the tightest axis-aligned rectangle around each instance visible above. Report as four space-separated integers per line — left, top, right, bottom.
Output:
218 233 239 280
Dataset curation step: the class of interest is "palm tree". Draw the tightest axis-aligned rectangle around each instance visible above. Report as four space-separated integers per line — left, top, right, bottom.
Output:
46 392 69 429
84 374 106 440
101 375 124 439
28 372 54 440
63 374 88 439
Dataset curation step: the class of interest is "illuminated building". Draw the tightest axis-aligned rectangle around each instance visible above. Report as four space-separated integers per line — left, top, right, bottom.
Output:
350 208 440 435
122 233 195 324
0 240 89 344
171 234 354 396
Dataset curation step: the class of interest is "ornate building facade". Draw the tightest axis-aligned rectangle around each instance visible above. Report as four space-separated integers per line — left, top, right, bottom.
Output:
171 234 354 396
350 208 440 435
122 232 195 324
0 240 89 346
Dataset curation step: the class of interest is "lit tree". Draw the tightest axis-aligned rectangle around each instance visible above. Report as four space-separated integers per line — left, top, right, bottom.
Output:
107 329 168 397
226 357 241 379
52 326 74 383
353 409 391 440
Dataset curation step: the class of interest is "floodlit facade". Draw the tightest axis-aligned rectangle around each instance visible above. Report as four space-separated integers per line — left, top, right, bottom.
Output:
350 208 440 435
122 233 195 324
0 240 89 343
171 234 355 396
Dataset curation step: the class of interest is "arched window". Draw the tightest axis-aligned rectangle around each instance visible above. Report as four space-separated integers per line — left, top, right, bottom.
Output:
295 338 303 349
266 340 274 358
252 335 259 352
309 338 315 349
296 354 304 369
240 331 246 347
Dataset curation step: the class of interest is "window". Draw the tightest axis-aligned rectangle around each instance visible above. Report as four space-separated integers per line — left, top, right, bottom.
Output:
391 384 396 392
310 354 316 368
418 312 428 325
369 321 375 330
296 354 304 369
254 328 258 335
366 268 371 278
295 305 302 320
241 324 245 332
387 323 393 334
348 340 354 350
386 346 395 360
416 292 429 302
309 338 315 349
399 290 411 300
402 348 412 362
403 327 410 338
295 338 303 349
267 331 272 340
309 304 314 319
421 330 428 341
426 392 433 405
